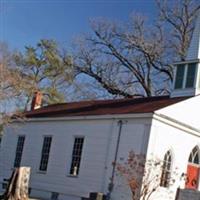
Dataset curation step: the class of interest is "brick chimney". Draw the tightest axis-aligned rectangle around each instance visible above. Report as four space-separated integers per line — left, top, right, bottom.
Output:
31 91 43 110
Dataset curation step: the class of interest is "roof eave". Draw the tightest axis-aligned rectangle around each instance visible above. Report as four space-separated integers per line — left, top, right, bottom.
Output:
12 112 154 123
173 59 200 65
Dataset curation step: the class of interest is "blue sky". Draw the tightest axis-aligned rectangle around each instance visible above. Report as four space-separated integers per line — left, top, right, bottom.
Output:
0 0 157 50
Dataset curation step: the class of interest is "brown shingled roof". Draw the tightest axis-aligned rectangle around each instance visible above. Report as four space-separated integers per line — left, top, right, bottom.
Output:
24 95 189 118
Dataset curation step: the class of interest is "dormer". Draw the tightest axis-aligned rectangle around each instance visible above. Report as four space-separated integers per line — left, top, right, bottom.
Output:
171 13 200 98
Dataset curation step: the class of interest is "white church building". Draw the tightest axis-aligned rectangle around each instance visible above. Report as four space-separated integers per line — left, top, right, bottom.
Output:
0 14 200 200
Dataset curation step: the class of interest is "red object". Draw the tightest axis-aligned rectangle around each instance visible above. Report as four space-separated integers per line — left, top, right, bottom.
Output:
185 164 199 189
31 91 43 110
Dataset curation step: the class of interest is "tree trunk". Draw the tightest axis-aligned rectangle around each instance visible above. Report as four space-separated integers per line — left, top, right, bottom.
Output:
1 167 31 200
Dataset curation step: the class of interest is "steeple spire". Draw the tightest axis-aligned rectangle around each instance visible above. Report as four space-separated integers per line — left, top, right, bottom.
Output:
186 12 200 60
171 12 200 98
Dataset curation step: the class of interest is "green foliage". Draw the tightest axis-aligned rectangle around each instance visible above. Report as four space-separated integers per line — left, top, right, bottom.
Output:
14 39 73 107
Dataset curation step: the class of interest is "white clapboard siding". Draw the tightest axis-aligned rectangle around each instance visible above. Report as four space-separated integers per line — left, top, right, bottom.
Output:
0 117 152 200
146 118 200 200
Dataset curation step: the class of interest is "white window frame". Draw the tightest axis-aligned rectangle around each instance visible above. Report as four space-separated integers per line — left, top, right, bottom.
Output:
69 136 85 177
174 63 198 90
160 150 173 188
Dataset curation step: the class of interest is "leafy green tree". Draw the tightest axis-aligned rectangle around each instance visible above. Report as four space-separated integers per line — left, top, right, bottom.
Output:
14 39 73 108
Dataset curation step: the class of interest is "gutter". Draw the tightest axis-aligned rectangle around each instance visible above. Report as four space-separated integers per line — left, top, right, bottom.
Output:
11 113 153 123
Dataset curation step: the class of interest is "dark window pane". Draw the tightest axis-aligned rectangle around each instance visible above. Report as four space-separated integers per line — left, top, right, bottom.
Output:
194 154 199 164
51 192 59 200
189 146 200 164
160 151 172 188
189 154 193 162
70 137 84 176
39 136 52 171
175 65 185 89
186 63 197 88
14 136 25 168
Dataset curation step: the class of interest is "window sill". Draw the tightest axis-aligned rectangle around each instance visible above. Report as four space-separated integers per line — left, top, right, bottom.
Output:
159 185 170 190
67 174 78 178
37 171 47 174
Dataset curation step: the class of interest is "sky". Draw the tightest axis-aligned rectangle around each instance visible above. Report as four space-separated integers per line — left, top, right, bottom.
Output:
0 0 157 51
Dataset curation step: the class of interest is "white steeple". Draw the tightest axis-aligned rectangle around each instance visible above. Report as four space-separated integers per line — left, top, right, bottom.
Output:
171 12 200 98
186 13 200 60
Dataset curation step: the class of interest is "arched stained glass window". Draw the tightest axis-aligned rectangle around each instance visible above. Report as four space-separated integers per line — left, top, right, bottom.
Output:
160 151 172 188
188 146 200 165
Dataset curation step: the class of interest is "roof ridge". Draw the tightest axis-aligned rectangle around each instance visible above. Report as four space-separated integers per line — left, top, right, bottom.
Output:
40 95 170 109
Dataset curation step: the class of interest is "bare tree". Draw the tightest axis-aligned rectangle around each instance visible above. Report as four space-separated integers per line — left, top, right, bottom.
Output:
116 151 178 200
73 17 165 98
72 0 199 98
157 0 200 60
0 42 26 125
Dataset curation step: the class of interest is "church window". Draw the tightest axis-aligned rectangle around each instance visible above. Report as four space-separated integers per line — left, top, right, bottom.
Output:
185 63 197 88
51 192 59 200
160 151 172 187
14 136 25 168
70 137 84 176
189 146 200 165
39 136 52 171
175 65 185 89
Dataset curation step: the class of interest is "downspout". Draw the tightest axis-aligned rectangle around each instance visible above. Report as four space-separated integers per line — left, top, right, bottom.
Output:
107 120 126 199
